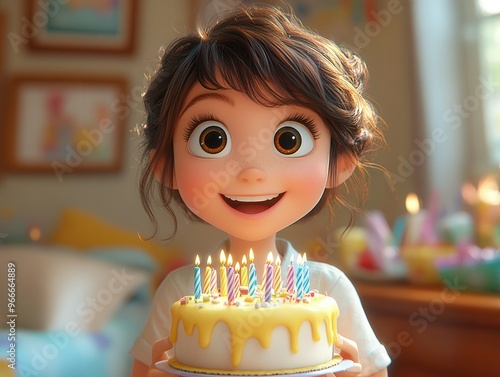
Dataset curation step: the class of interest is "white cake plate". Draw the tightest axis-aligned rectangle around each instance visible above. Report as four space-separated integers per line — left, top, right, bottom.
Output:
155 360 354 377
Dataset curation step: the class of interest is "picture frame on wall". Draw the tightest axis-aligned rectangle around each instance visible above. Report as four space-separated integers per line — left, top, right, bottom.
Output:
26 0 138 54
6 75 127 177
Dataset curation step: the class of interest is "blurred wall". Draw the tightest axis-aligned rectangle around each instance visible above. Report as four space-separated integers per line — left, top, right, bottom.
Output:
0 0 419 261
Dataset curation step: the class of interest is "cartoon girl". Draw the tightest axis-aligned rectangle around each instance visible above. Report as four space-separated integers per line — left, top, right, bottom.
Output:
130 3 390 377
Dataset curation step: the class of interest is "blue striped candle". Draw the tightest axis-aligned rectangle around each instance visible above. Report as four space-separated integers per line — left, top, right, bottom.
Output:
303 253 310 295
194 255 202 300
296 254 304 299
248 249 257 297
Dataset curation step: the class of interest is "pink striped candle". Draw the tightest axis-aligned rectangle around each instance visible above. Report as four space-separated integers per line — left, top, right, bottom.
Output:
286 256 295 293
210 267 217 294
227 254 235 302
235 262 241 298
265 252 274 302
220 250 228 296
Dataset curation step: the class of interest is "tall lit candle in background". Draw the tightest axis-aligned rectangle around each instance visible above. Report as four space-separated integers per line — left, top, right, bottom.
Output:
220 250 228 296
203 255 212 294
273 255 282 294
296 254 304 299
241 255 248 287
404 193 426 245
265 252 274 302
248 249 257 297
227 254 235 302
286 256 295 293
194 255 202 300
235 262 241 298
302 253 310 295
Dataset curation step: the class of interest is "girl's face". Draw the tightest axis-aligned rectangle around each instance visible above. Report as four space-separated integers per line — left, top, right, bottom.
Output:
172 83 332 242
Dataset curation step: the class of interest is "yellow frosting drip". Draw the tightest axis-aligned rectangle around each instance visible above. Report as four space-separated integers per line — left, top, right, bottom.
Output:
170 295 339 368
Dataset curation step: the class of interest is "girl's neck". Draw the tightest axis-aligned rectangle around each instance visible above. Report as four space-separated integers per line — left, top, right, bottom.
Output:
227 234 279 268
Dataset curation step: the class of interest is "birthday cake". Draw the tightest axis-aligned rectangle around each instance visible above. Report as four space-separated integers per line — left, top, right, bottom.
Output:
167 252 342 375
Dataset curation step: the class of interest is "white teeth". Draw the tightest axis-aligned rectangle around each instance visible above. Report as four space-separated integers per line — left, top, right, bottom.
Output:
224 194 280 202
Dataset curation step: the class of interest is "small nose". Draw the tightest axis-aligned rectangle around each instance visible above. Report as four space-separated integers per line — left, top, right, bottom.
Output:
237 167 267 184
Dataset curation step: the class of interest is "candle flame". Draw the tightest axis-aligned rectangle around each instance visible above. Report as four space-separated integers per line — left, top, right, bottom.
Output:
267 251 274 264
242 255 247 266
477 174 500 205
275 255 281 266
405 193 420 214
207 255 212 266
195 255 200 266
235 262 240 272
302 252 307 263
227 254 233 266
220 249 226 265
297 254 303 265
249 248 254 263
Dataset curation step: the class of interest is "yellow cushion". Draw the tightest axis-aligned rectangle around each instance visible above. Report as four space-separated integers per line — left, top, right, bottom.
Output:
49 208 172 265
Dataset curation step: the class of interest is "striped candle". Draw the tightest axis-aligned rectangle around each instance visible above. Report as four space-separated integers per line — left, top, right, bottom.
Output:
296 254 304 299
241 255 248 287
203 255 212 294
227 254 235 302
248 249 257 297
265 252 274 302
273 255 282 294
210 267 217 294
219 250 228 296
235 262 241 298
303 253 310 295
286 256 295 293
194 255 202 300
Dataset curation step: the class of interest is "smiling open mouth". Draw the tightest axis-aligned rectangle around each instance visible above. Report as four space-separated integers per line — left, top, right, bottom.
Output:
221 193 285 214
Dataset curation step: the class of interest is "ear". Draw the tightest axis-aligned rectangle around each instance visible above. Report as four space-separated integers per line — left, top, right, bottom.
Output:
151 150 177 189
326 155 356 188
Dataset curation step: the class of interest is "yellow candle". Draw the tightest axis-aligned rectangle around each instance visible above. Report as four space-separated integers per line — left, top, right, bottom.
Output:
273 255 282 294
219 249 228 296
240 255 248 287
203 255 212 294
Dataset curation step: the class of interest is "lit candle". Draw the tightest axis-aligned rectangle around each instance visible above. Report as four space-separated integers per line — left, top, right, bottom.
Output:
248 249 257 297
302 253 310 295
404 193 426 245
227 254 235 302
203 255 212 294
286 256 295 293
265 252 274 302
194 255 202 300
210 267 217 295
241 255 248 287
296 254 304 299
220 250 228 296
273 255 282 294
235 262 241 298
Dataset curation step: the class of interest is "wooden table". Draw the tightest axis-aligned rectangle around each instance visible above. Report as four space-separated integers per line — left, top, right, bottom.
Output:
353 281 500 377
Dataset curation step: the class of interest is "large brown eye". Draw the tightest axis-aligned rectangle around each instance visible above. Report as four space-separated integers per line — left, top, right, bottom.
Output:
274 123 314 157
275 127 301 155
188 122 232 158
200 126 227 154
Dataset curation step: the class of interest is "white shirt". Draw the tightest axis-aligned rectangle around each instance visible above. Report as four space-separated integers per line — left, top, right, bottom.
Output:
130 239 391 375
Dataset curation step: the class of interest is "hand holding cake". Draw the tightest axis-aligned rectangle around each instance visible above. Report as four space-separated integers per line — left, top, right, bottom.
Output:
130 2 390 377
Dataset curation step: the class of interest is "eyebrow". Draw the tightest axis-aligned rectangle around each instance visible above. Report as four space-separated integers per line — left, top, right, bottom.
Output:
180 92 234 117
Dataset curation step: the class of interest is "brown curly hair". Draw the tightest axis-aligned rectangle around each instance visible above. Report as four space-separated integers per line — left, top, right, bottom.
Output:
139 3 383 237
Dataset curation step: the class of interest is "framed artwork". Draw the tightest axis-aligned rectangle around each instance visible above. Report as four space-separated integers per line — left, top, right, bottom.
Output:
26 0 137 54
6 75 127 176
